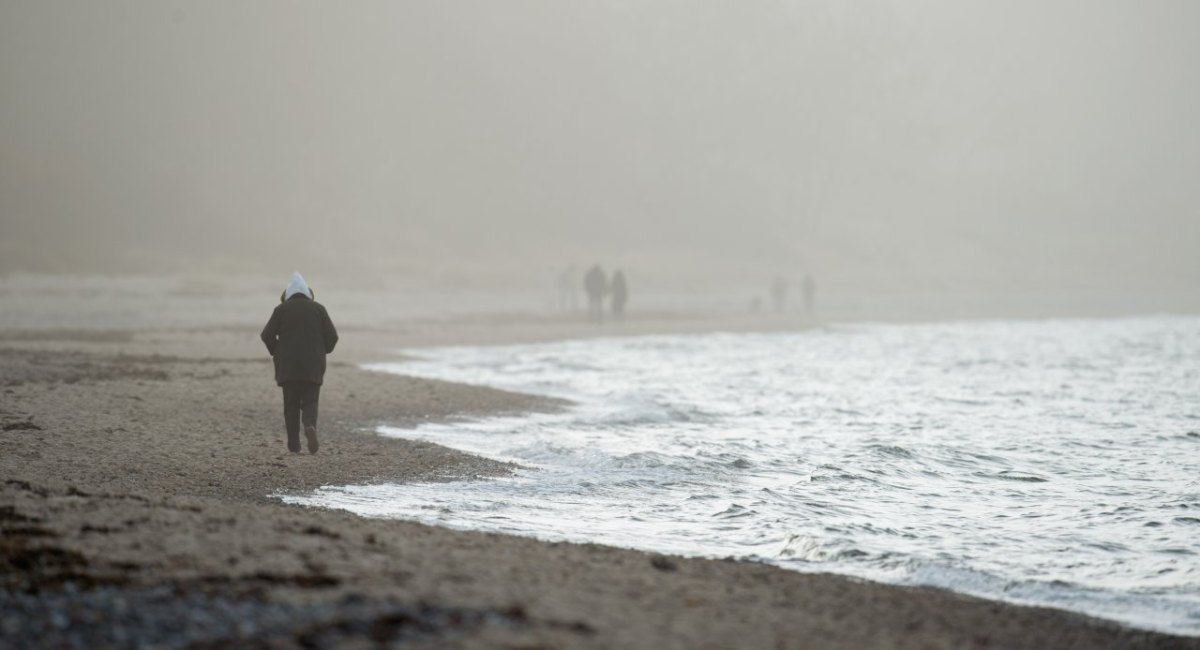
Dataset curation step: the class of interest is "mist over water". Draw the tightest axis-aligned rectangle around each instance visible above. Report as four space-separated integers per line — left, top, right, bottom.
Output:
3 2 1199 308
4 1 1200 641
288 316 1200 634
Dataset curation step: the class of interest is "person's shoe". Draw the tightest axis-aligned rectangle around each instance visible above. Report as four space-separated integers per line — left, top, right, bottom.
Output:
304 424 319 454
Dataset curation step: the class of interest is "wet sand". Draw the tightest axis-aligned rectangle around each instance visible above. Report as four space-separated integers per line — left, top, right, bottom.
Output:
1 321 1195 649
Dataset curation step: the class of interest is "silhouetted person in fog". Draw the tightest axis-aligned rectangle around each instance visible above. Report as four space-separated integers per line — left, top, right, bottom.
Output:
584 264 607 323
610 270 628 320
802 274 816 317
771 276 789 314
261 272 338 454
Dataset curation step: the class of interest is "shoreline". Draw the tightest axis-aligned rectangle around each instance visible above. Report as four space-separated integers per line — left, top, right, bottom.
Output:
1 320 1197 648
312 329 1200 639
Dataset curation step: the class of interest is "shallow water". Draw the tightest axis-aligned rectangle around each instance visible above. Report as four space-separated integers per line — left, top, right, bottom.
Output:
285 316 1200 634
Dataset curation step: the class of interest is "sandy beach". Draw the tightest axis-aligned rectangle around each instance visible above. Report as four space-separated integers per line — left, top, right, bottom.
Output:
4 0 1198 644
0 312 1193 650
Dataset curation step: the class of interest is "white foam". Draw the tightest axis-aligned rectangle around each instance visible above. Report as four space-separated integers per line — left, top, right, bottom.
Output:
286 316 1200 635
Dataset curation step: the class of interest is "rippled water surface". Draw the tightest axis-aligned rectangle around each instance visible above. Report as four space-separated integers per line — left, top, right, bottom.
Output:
286 316 1200 634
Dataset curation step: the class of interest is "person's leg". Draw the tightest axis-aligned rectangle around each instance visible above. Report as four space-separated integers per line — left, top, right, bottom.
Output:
300 382 320 429
301 382 320 454
281 383 302 453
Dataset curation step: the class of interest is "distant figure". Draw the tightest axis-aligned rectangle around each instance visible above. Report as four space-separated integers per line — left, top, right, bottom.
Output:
802 274 816 317
558 264 579 312
583 264 607 323
748 295 763 314
770 276 789 314
260 272 338 454
610 270 628 320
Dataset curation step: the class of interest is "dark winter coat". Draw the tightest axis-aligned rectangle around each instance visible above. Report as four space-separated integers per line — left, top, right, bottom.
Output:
260 295 339 386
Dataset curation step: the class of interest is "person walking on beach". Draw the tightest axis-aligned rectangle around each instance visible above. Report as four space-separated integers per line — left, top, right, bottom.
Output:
260 272 338 454
583 264 607 323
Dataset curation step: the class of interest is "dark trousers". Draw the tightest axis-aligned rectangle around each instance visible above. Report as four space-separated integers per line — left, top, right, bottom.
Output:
281 381 320 452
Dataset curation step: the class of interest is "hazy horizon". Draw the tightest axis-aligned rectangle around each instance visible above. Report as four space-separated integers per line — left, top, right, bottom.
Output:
2 1 1198 302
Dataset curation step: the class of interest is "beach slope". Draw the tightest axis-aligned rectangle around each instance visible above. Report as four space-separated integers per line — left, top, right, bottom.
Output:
0 326 1193 649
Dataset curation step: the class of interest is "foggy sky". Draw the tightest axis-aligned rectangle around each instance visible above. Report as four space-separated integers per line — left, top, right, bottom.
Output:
2 1 1198 295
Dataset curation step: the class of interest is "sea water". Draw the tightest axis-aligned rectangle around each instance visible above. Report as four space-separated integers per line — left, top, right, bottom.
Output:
284 316 1200 634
